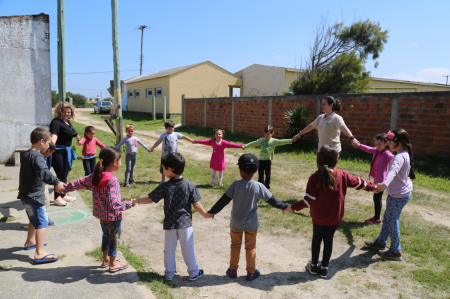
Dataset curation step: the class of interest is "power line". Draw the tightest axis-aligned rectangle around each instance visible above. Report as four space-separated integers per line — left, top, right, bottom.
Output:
50 69 147 75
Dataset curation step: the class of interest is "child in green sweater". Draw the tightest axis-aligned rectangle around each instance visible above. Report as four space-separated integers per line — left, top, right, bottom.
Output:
245 125 299 189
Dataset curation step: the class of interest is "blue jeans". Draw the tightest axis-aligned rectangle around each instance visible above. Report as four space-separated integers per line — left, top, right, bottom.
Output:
125 154 137 182
377 193 412 253
22 199 48 229
100 219 121 257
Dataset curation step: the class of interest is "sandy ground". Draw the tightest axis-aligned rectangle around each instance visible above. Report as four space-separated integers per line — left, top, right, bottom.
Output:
74 112 448 298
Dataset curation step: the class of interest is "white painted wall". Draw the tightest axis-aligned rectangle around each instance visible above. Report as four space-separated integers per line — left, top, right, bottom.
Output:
237 64 286 97
121 83 128 111
0 14 51 163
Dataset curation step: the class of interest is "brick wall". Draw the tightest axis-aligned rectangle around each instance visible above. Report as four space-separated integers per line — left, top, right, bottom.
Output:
183 91 450 157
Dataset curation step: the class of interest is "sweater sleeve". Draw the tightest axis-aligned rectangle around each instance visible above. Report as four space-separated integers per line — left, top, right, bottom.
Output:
136 138 149 150
196 139 214 146
386 151 394 164
31 154 61 186
291 175 319 211
358 144 377 155
107 178 132 211
96 138 106 149
344 171 375 191
273 138 292 147
64 174 93 193
382 155 404 187
222 140 243 149
245 138 262 148
115 138 126 149
266 196 288 210
79 137 86 145
208 193 232 214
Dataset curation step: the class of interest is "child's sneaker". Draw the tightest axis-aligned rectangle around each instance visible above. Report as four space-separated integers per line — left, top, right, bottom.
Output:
306 262 318 275
129 178 136 185
319 266 328 278
379 249 402 261
188 269 204 281
365 217 381 225
48 219 56 226
226 268 237 278
123 182 131 188
364 238 387 250
246 269 260 281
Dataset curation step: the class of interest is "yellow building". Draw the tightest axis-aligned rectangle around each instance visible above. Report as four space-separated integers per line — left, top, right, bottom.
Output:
124 61 242 115
369 77 450 93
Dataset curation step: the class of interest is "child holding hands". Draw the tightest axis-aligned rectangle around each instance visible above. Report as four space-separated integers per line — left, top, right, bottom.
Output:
79 126 105 176
284 145 375 278
132 152 208 281
64 146 134 272
194 129 245 187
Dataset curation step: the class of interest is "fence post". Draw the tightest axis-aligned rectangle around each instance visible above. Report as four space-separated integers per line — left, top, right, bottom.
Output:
268 99 272 125
181 94 185 126
204 99 207 128
390 97 399 130
231 99 235 133
315 97 321 143
152 95 156 120
163 96 167 122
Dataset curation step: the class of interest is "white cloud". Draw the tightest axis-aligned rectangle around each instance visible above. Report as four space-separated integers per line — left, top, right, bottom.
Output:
275 54 284 60
408 43 418 47
388 67 450 84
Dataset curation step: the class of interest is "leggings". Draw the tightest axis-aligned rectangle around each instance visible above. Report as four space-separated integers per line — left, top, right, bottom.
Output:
211 170 224 182
311 223 338 267
52 150 70 199
373 191 384 220
125 154 137 182
258 160 272 189
82 157 96 177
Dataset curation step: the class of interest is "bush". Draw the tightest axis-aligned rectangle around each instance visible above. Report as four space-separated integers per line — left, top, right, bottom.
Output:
283 104 311 140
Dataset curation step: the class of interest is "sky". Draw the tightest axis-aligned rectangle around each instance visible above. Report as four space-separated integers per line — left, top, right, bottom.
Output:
1 0 449 98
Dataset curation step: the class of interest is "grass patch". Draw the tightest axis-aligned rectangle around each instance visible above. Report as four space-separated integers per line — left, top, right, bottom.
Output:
0 265 12 271
1 206 11 208
85 247 103 261
0 176 10 180
0 215 16 222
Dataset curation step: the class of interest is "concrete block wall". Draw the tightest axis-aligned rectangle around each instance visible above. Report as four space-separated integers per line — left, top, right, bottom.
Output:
183 91 450 157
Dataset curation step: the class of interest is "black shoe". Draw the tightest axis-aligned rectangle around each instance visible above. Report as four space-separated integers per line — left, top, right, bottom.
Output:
226 268 237 279
364 238 387 250
188 269 204 281
319 266 328 278
306 262 318 275
246 269 260 281
48 219 56 226
379 249 402 261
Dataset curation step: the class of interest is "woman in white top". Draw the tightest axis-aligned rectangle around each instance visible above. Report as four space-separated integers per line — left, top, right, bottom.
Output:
295 96 359 158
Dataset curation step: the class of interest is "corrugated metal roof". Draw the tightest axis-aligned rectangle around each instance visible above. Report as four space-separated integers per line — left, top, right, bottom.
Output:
372 77 450 88
124 62 203 84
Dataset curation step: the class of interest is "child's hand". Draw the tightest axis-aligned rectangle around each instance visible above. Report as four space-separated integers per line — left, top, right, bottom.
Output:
351 138 360 148
131 198 137 207
292 135 300 143
149 148 154 153
77 140 82 146
241 145 245 150
283 204 292 213
374 183 386 192
55 182 66 194
205 213 215 219
147 149 151 153
192 140 197 144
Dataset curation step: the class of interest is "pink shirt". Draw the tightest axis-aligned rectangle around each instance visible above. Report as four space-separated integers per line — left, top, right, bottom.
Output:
196 139 242 171
80 136 105 157
358 144 394 184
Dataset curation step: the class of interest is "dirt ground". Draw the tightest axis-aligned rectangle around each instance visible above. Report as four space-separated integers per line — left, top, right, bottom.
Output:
75 112 448 298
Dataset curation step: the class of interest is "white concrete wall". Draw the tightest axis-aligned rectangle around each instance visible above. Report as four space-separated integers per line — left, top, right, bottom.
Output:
0 14 51 163
238 64 286 96
121 83 128 111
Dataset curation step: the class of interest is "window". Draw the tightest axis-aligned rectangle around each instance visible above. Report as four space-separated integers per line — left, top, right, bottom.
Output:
155 87 162 97
135 90 140 98
128 91 133 98
146 89 153 97
102 101 111 106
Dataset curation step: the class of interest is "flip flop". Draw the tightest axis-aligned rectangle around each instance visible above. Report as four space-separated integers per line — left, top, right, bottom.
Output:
109 262 129 273
35 254 59 263
24 243 47 250
100 258 120 268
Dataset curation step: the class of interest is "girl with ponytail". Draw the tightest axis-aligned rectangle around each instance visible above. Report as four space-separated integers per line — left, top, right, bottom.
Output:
365 129 414 261
64 146 134 272
284 145 376 278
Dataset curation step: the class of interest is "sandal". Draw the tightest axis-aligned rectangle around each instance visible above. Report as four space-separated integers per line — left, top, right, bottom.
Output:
109 262 129 273
365 218 381 225
53 198 67 206
100 257 120 268
210 182 215 187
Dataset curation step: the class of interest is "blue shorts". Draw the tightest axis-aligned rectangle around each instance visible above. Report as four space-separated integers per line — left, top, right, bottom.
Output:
21 199 48 229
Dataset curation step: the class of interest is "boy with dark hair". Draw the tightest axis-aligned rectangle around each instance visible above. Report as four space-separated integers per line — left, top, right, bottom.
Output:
207 153 289 281
245 125 299 189
132 152 210 281
19 128 66 262
149 120 195 184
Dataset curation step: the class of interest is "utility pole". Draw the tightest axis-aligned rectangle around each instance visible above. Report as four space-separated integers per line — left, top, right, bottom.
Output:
443 75 450 85
138 25 149 76
57 0 66 102
111 0 123 144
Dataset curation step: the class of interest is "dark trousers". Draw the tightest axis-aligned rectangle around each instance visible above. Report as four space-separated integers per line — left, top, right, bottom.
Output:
52 150 70 199
258 160 272 189
373 191 384 220
311 223 338 267
82 157 96 177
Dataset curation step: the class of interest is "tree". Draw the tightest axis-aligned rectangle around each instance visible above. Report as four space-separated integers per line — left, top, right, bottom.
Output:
67 92 87 108
51 90 59 107
291 16 388 95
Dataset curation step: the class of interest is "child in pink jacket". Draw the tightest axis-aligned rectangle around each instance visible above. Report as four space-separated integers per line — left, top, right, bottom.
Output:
354 133 394 224
194 129 245 187
79 126 105 176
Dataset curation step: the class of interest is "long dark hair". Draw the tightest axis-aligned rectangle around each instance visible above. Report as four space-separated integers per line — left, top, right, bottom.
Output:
92 147 122 188
316 145 339 191
391 129 416 180
323 96 342 112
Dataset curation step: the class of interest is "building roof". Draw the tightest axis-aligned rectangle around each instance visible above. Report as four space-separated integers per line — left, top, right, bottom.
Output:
235 64 302 74
371 77 450 88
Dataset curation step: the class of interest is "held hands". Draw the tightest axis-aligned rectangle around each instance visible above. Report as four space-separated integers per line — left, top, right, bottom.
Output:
374 183 386 193
283 204 292 213
149 148 154 153
292 134 300 143
77 140 82 146
204 213 215 219
131 198 138 207
191 140 197 144
241 145 246 150
351 138 360 148
55 182 67 194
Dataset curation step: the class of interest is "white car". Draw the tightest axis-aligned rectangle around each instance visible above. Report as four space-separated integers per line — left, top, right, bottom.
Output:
94 101 112 114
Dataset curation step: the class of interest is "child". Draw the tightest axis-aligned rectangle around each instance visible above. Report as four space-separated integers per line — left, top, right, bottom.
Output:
207 153 288 281
194 129 245 187
132 152 209 281
353 133 394 224
284 145 375 278
245 125 299 189
64 146 134 272
149 120 195 184
43 142 58 224
79 126 105 176
364 129 415 261
18 128 66 263
115 123 151 187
